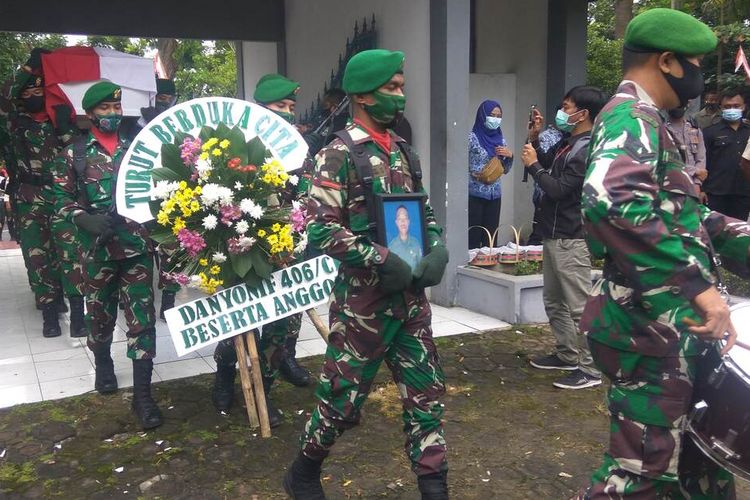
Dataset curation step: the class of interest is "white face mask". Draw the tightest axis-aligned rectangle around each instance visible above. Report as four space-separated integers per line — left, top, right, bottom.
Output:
485 116 502 129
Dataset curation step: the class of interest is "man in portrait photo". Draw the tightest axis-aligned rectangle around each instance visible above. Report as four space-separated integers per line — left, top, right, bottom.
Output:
388 204 423 271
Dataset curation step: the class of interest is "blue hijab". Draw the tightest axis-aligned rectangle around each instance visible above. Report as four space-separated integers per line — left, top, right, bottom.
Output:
472 100 505 157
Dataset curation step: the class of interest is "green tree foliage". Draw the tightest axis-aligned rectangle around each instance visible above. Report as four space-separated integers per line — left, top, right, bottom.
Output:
0 33 66 82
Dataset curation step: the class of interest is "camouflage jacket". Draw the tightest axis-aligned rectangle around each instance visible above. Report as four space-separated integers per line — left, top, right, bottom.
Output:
307 122 442 269
53 131 151 261
582 81 750 357
1 68 75 204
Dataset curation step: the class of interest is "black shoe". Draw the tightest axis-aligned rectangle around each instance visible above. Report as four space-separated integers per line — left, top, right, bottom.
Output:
56 296 68 314
41 303 62 338
552 369 602 390
93 349 118 394
132 358 163 430
529 354 577 371
417 471 449 500
159 291 176 320
283 453 326 500
211 364 236 412
279 336 313 387
266 398 283 428
69 296 87 338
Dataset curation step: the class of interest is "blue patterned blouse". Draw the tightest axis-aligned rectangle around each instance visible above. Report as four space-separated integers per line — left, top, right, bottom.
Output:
468 132 513 200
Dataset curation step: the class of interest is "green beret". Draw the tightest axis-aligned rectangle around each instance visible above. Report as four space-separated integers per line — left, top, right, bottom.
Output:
343 49 404 94
82 81 121 110
156 78 176 95
253 74 300 104
625 8 717 56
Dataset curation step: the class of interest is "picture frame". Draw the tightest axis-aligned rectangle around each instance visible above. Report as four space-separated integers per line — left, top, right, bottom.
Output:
375 193 429 272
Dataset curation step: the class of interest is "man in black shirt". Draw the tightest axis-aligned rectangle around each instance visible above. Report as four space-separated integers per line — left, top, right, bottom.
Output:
702 90 750 220
520 85 608 390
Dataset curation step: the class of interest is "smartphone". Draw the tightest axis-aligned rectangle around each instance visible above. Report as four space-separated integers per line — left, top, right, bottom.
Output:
527 104 537 130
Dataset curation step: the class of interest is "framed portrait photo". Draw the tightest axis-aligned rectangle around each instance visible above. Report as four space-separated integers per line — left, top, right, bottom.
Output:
375 193 429 272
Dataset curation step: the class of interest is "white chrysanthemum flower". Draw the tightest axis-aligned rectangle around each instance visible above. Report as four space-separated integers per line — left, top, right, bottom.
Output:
288 174 299 186
202 214 218 230
200 183 234 208
239 236 256 249
294 232 308 254
292 200 301 210
212 252 227 263
234 181 244 191
235 220 249 235
189 275 202 288
239 198 257 214
152 180 180 200
195 158 212 175
249 205 264 220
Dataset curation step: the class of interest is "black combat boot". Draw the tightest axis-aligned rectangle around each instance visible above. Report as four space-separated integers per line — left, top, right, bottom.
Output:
68 296 87 338
211 364 236 412
56 296 68 313
263 377 283 428
279 336 313 387
417 471 449 500
93 347 118 394
159 290 176 320
132 359 163 430
283 453 326 500
41 303 62 338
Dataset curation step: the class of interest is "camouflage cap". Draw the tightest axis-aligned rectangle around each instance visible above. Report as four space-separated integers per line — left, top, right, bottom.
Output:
343 49 404 94
625 8 717 56
82 80 122 110
253 74 300 104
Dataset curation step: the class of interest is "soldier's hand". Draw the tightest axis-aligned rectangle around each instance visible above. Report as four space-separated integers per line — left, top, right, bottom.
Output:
521 144 538 167
413 245 449 289
74 213 114 236
689 287 733 351
25 48 51 72
377 251 413 294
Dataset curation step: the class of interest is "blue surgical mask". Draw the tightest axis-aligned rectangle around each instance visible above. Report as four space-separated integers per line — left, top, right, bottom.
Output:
485 116 502 129
555 109 578 133
722 108 744 122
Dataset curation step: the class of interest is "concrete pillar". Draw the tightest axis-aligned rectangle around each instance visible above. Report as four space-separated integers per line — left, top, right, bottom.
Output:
545 0 588 113
235 41 280 100
429 0 471 306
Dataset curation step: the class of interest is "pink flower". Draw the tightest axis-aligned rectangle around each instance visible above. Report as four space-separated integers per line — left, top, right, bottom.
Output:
177 228 207 257
180 137 202 166
227 236 257 254
220 203 242 225
290 205 307 233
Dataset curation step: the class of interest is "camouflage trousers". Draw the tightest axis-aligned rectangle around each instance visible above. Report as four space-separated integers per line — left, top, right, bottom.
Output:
85 253 156 360
214 313 303 384
300 270 447 476
16 199 62 305
582 340 735 499
50 214 84 298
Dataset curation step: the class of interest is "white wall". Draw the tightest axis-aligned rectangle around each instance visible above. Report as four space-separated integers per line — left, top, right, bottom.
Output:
474 0 549 239
284 0 432 186
238 41 279 99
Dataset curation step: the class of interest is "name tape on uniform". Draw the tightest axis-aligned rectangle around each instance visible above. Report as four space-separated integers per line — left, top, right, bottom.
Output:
116 97 308 223
165 256 338 357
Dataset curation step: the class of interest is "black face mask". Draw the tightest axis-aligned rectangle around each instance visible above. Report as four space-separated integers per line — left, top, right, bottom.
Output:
22 95 45 113
668 107 687 119
663 54 704 108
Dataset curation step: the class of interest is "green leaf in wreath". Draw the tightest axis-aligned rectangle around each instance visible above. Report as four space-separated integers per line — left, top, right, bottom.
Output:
247 136 271 167
229 251 253 278
150 167 184 182
249 249 274 279
148 198 163 218
199 126 214 142
215 122 231 140
227 126 249 164
243 270 264 290
173 131 192 145
150 225 175 245
161 143 191 178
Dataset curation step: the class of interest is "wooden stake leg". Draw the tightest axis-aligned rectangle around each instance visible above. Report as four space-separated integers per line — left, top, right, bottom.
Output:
245 332 272 438
233 334 259 428
306 309 330 343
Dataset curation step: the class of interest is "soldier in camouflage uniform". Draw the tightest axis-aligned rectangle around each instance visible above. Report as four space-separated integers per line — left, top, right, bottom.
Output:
578 9 750 499
53 81 162 430
211 74 315 428
0 48 78 337
284 50 450 500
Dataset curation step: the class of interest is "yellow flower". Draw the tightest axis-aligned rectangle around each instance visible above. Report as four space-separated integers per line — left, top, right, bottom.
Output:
267 234 279 245
212 148 222 157
199 151 209 160
172 217 186 235
210 265 221 275
257 229 266 237
199 258 208 266
181 208 192 218
271 223 281 233
163 199 176 214
156 211 170 226
190 200 200 212
179 181 187 190
202 137 218 150
194 185 202 195
219 139 230 149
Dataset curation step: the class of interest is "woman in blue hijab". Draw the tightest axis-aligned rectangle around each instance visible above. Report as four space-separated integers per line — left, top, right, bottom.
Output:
468 99 513 249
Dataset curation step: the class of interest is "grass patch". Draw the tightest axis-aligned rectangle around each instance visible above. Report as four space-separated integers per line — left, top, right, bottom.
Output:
0 461 38 492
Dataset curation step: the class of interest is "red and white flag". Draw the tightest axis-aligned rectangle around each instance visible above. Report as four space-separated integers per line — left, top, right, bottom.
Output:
41 46 157 124
735 45 750 81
